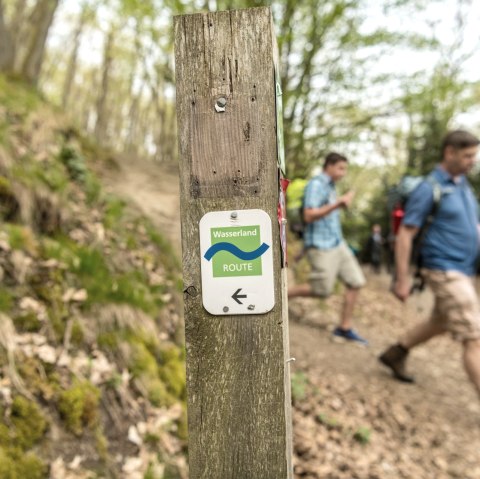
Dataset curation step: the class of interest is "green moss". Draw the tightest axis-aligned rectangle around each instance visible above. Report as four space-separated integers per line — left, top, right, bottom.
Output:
10 396 48 449
0 175 12 194
160 359 186 399
130 342 158 378
145 377 174 408
97 331 119 351
176 404 188 441
0 447 47 479
13 312 41 332
58 380 100 436
70 319 84 346
0 287 14 313
4 223 38 255
94 427 109 461
157 346 186 399
17 358 59 400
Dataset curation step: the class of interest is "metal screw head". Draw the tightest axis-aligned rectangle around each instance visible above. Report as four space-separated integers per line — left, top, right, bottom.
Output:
223 306 229 313
230 211 238 219
247 305 255 311
215 97 227 112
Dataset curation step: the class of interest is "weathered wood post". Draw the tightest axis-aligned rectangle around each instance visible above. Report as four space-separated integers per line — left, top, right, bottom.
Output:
174 7 293 478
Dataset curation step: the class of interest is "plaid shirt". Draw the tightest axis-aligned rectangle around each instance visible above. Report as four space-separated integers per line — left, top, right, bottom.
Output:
303 173 343 250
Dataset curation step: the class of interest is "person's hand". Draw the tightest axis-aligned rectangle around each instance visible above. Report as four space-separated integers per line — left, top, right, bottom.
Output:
392 277 411 302
338 191 355 208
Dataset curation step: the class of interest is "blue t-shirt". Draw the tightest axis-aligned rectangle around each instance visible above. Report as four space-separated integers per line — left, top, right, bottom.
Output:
303 173 343 250
403 166 479 275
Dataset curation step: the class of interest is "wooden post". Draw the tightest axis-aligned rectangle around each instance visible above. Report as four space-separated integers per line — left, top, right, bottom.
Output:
174 7 293 479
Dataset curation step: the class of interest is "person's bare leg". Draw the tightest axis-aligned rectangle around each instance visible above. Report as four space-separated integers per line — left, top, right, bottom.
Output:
463 339 480 398
339 287 360 330
288 283 314 298
400 320 446 349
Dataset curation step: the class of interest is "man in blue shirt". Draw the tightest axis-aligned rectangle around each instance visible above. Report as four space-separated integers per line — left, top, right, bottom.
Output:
380 130 480 399
288 152 367 345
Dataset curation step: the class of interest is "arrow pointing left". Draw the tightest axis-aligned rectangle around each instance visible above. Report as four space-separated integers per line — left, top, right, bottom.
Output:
232 288 247 304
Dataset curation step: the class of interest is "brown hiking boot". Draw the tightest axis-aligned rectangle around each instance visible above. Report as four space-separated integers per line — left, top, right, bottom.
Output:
379 344 415 383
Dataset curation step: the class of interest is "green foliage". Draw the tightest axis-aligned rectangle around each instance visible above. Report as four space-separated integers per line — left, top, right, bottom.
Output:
8 396 48 449
317 413 340 429
58 380 101 436
71 319 85 346
59 146 88 183
353 426 372 445
13 312 42 332
94 427 109 461
103 196 126 229
0 75 40 115
4 223 38 254
0 287 14 313
43 238 161 313
291 371 308 401
0 447 47 479
144 221 181 274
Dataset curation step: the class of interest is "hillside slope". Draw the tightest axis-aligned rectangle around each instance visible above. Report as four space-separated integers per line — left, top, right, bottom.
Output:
0 76 187 479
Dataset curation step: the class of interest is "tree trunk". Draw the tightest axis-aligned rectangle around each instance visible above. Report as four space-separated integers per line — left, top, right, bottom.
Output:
94 27 115 143
20 0 60 85
62 4 88 109
10 0 28 69
0 0 15 72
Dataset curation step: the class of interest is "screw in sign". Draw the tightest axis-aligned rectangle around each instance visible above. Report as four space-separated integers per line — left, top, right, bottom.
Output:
199 209 275 315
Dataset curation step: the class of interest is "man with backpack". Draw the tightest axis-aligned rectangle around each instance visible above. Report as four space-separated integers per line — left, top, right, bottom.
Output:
288 152 368 345
380 130 480 399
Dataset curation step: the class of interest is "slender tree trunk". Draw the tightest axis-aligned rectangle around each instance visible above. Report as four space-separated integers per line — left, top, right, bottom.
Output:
62 5 88 109
10 0 28 66
20 0 60 85
0 0 15 72
94 27 115 143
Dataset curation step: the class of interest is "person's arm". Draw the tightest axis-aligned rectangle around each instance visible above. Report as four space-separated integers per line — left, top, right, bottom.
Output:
393 224 419 301
303 191 354 223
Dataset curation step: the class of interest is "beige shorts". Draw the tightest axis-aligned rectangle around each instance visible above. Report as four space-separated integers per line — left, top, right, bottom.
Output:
422 269 480 342
307 242 366 297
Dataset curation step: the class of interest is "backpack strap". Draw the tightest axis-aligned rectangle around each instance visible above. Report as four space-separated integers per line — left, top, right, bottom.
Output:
411 174 443 292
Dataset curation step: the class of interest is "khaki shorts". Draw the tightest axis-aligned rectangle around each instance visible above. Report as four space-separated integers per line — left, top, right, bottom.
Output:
307 242 366 297
422 269 480 342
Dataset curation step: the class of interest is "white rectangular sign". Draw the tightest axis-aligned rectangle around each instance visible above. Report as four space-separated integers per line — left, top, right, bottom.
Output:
199 209 275 315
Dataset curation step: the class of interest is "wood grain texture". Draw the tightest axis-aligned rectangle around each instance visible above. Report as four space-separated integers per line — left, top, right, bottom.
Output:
175 7 292 479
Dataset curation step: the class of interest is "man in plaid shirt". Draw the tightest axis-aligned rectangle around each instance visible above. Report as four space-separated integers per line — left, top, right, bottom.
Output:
289 152 367 345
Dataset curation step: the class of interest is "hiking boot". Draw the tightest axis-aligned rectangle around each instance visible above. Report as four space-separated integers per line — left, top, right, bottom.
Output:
379 344 415 383
332 327 368 346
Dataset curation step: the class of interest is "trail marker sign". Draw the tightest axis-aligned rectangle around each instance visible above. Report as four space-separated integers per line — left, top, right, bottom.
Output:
200 209 275 315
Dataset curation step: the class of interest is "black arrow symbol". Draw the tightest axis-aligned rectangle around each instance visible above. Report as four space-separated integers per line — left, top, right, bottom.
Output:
232 288 247 304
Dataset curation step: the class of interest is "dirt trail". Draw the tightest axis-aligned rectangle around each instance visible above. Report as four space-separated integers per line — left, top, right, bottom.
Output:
103 156 182 254
103 159 480 478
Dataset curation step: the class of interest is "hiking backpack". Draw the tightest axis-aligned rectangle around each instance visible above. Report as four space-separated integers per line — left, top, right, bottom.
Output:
388 174 443 291
286 178 308 239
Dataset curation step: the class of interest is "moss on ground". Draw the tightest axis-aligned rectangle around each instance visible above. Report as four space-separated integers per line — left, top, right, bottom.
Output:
58 380 100 436
0 397 48 478
0 447 47 479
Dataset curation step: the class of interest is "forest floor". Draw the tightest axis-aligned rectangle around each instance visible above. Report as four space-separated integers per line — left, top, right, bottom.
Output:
107 157 480 478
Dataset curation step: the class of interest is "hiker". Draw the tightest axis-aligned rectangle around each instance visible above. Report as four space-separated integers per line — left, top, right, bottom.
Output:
379 129 480 399
288 152 368 345
365 224 383 273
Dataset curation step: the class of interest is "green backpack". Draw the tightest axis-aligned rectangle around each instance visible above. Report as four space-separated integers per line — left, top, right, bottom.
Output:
286 178 308 239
